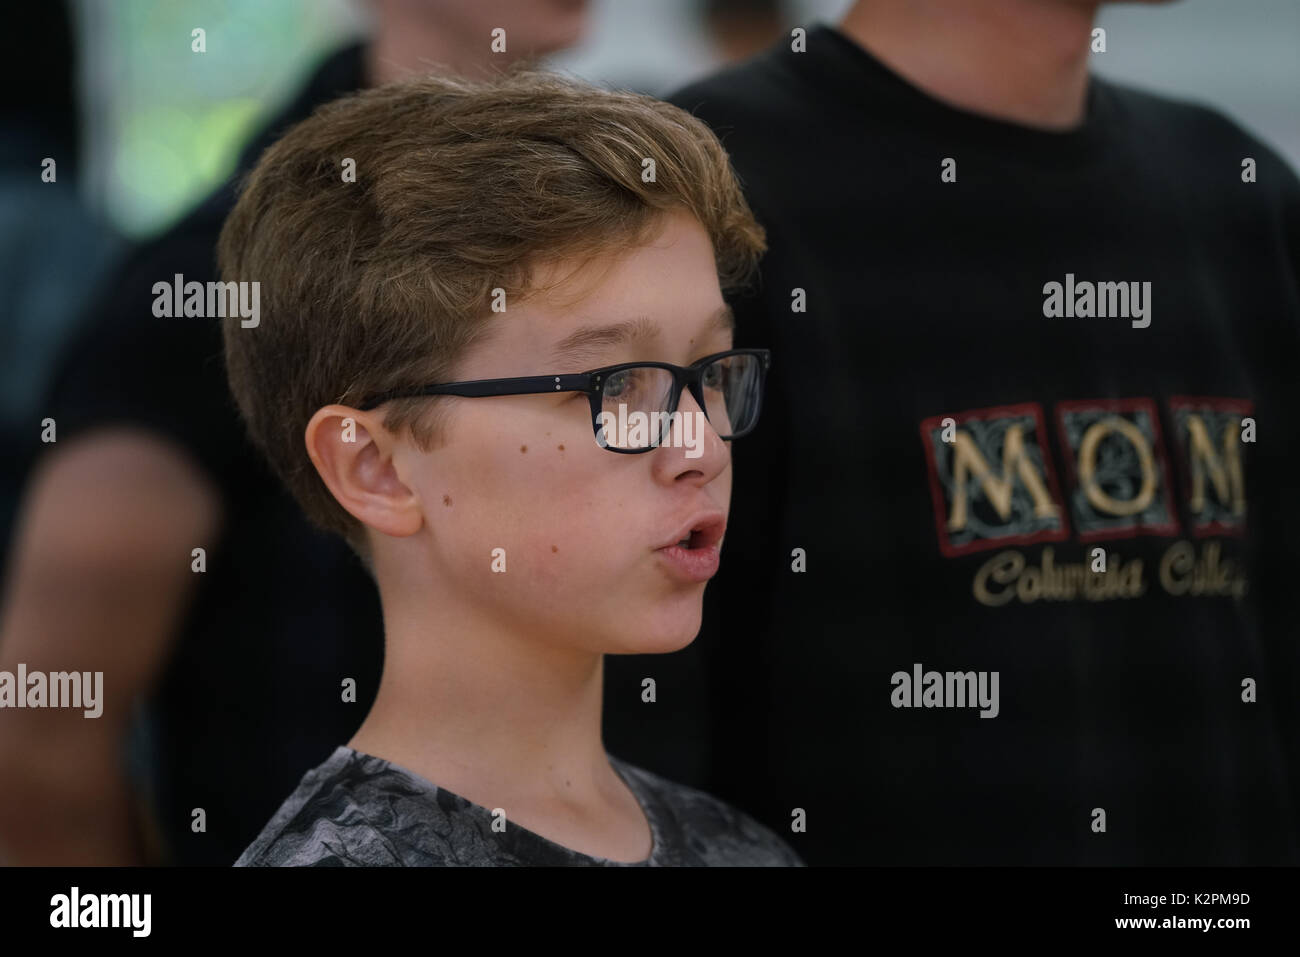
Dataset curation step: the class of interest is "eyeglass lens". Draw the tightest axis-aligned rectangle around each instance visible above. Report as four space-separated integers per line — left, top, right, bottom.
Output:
598 353 762 450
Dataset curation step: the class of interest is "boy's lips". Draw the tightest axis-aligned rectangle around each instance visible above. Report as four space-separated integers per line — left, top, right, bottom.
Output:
655 512 727 552
654 512 726 584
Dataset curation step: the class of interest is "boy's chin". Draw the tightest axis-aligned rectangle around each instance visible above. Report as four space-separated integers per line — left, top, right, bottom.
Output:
600 608 703 656
618 629 700 656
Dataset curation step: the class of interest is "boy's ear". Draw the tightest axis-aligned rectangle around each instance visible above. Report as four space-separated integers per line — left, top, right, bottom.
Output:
304 405 424 540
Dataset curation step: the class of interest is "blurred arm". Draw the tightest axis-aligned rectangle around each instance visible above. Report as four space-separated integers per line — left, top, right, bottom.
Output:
0 429 222 864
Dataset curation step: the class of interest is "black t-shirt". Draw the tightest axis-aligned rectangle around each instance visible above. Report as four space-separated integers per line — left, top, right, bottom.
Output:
640 23 1300 865
41 44 386 866
233 746 802 866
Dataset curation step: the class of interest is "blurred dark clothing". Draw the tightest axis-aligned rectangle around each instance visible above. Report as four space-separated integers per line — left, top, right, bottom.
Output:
0 142 122 573
646 23 1300 864
38 42 384 866
1 1 78 160
0 0 122 574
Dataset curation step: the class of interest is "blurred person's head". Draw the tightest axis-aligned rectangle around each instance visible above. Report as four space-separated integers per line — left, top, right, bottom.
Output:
217 69 767 655
363 0 590 83
838 0 1178 129
702 0 786 65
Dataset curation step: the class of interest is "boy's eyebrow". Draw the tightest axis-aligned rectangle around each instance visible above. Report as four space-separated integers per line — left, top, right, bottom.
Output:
549 304 735 365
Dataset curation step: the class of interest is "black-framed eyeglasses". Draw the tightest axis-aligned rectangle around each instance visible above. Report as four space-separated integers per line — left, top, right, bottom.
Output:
356 348 771 453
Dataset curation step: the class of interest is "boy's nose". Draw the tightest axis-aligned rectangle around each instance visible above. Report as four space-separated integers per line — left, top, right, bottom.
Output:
658 387 729 474
674 387 714 437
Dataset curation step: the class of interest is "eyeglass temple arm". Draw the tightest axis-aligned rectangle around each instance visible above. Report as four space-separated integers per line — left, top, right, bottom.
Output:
355 351 769 411
357 373 596 410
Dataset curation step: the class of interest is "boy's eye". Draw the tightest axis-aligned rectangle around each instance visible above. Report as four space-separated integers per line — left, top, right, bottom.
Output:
605 370 631 399
702 362 725 389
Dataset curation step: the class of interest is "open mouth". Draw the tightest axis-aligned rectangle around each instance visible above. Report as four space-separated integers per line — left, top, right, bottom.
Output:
657 514 726 583
661 515 726 552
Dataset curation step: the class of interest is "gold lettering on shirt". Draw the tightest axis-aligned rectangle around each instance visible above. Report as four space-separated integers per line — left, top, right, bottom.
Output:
1077 416 1157 517
1184 415 1246 517
947 427 1059 531
972 541 1245 606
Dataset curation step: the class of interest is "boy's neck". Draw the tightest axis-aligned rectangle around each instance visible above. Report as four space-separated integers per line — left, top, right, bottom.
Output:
347 608 622 821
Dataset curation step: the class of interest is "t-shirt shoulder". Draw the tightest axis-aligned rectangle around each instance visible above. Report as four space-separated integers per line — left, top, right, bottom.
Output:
1092 79 1300 228
1098 77 1300 179
233 747 422 866
612 758 805 867
667 44 804 134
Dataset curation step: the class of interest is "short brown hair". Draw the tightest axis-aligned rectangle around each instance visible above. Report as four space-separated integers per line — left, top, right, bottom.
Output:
218 67 766 565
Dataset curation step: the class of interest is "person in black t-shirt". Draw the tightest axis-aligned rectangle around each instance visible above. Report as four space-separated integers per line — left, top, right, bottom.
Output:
605 0 1300 864
0 1 589 866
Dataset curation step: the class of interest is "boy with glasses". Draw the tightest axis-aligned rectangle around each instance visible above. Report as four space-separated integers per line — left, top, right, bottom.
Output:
221 69 798 866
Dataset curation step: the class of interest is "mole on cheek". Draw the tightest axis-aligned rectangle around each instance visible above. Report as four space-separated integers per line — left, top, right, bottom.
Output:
551 545 558 553
442 494 452 507
557 444 565 451
520 445 527 453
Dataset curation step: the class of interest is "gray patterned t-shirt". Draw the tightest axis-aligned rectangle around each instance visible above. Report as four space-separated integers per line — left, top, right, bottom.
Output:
233 746 803 867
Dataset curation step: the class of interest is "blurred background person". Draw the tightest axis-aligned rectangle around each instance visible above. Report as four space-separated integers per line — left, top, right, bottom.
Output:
660 0 1300 864
0 2 123 577
703 0 787 64
0 0 589 866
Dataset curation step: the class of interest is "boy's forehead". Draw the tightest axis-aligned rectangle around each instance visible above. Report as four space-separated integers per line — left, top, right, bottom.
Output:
528 212 716 309
483 300 734 376
544 306 734 367
503 216 728 358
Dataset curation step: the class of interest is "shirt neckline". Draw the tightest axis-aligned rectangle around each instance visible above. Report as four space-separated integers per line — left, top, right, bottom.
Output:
332 745 663 866
778 22 1113 167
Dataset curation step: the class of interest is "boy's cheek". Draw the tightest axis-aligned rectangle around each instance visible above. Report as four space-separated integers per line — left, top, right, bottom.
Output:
434 431 646 582
456 429 599 496
437 497 618 578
